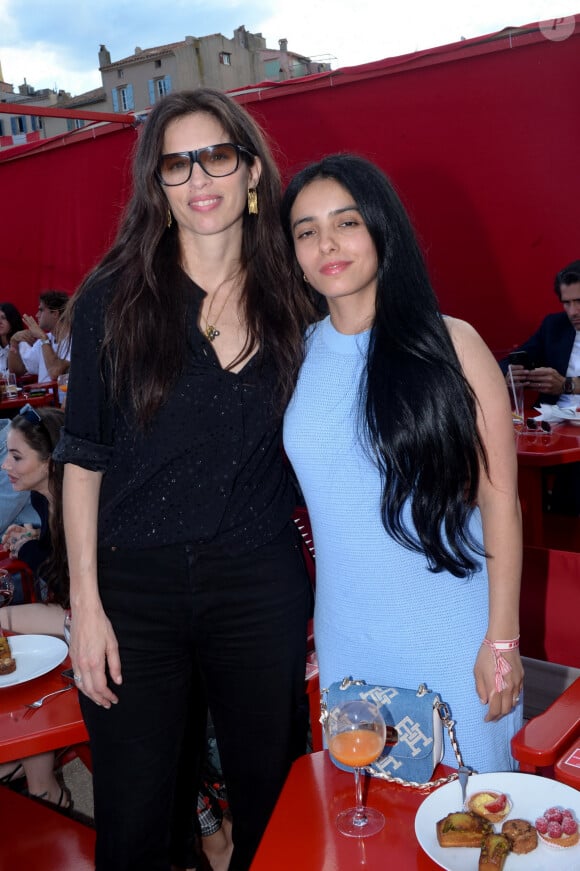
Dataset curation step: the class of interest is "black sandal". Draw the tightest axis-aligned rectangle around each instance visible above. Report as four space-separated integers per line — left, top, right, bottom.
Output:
26 785 73 815
0 764 26 787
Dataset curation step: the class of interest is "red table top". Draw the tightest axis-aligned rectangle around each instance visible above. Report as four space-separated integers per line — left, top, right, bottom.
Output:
0 652 88 764
251 751 451 870
516 421 580 466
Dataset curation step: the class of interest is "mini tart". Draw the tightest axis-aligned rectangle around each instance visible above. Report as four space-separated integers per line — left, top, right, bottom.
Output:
538 830 579 849
467 791 512 824
501 819 538 854
536 807 579 849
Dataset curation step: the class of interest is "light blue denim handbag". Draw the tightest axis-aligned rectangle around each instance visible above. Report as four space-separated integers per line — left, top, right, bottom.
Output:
321 677 465 788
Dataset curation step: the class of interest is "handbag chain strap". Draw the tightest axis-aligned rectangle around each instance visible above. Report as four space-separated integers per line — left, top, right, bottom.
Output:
320 680 466 791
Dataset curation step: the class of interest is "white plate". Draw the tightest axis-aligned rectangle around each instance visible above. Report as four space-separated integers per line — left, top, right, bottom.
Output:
415 772 580 870
0 635 68 688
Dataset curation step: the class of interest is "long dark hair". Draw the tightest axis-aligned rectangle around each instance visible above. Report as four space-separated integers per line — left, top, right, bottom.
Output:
281 154 488 577
10 408 68 606
0 302 24 345
69 88 314 425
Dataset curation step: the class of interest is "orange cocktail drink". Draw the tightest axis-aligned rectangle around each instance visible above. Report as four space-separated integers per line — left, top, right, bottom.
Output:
329 729 385 767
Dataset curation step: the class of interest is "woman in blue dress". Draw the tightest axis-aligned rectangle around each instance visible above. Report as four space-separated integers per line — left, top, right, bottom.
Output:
282 154 524 773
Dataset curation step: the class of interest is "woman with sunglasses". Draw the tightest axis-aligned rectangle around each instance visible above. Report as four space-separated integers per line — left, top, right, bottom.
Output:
54 89 314 871
0 403 71 807
281 154 524 774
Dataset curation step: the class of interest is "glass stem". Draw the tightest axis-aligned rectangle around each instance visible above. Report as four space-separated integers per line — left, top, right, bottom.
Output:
353 767 367 827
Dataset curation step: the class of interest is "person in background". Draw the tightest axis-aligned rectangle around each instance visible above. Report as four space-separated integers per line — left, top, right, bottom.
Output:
0 302 24 373
8 290 71 383
0 418 40 538
281 153 523 774
0 404 70 808
54 88 313 871
499 259 580 514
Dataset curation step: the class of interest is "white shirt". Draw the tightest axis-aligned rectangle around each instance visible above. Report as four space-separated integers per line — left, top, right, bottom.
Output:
19 333 71 384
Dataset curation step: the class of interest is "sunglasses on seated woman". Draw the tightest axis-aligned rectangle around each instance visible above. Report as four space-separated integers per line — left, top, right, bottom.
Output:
157 143 255 186
525 417 551 433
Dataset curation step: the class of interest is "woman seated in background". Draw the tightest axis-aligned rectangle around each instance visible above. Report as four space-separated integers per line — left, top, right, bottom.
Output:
281 154 524 774
0 303 24 373
0 404 71 808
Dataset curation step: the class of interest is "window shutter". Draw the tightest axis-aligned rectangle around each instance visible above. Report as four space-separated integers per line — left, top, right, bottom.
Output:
10 117 18 135
148 79 155 105
112 88 119 112
126 84 134 110
30 116 38 131
164 75 172 93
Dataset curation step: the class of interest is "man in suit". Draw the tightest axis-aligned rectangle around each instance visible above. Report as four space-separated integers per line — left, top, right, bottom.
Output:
500 260 580 406
500 259 580 514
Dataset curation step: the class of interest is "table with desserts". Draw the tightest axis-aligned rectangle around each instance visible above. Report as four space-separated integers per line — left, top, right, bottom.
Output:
250 752 580 870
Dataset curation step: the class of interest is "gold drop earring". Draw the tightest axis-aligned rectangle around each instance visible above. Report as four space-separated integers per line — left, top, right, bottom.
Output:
166 208 173 229
247 189 258 215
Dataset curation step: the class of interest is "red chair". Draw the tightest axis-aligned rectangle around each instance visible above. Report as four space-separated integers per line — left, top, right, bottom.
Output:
511 677 580 790
0 784 95 869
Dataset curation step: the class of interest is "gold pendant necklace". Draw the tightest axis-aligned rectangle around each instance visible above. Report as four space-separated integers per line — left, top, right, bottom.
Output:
203 286 235 342
205 323 221 341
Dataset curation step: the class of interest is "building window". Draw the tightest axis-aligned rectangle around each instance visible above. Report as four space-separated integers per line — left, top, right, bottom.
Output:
147 76 172 105
155 59 161 68
112 84 135 112
74 119 85 129
10 116 26 134
219 52 232 66
0 120 3 136
117 69 124 79
155 78 169 99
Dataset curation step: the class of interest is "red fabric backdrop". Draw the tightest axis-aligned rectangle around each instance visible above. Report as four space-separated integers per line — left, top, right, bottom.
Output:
1 22 577 353
0 126 137 313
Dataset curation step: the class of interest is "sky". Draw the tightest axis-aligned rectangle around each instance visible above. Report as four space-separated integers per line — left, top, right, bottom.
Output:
0 0 577 97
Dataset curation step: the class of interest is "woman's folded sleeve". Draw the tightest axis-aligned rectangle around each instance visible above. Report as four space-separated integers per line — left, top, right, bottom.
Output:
53 279 115 473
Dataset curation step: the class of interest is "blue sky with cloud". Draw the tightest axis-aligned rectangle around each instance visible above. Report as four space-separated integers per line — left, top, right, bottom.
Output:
0 0 576 96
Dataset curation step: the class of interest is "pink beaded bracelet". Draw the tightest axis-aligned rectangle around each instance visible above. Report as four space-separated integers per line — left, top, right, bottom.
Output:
483 636 520 692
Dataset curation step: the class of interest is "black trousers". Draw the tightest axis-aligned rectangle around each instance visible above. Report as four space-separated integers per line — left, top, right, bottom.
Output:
81 523 310 871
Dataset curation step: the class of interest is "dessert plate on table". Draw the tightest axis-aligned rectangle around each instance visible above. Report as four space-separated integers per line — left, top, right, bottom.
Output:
0 635 68 688
415 772 580 870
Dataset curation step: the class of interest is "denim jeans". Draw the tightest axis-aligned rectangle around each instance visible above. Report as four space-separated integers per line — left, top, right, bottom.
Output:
81 523 310 871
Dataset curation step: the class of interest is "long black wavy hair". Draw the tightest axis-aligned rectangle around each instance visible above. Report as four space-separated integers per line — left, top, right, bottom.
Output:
68 88 314 426
10 407 68 606
281 154 488 577
0 302 24 346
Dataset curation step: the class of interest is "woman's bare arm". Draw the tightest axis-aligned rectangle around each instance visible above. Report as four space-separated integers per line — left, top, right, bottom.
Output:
63 463 120 709
447 317 524 721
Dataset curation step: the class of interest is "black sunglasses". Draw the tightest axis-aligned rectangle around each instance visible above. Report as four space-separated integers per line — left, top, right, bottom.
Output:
157 143 254 186
525 417 551 433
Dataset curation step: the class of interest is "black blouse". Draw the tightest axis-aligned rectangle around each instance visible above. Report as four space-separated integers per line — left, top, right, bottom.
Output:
54 270 296 554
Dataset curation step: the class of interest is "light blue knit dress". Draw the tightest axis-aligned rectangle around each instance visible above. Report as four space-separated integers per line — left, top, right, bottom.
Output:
284 316 522 772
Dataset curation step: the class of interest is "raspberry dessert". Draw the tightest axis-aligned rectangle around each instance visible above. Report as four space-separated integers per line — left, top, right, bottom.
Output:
535 807 579 848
